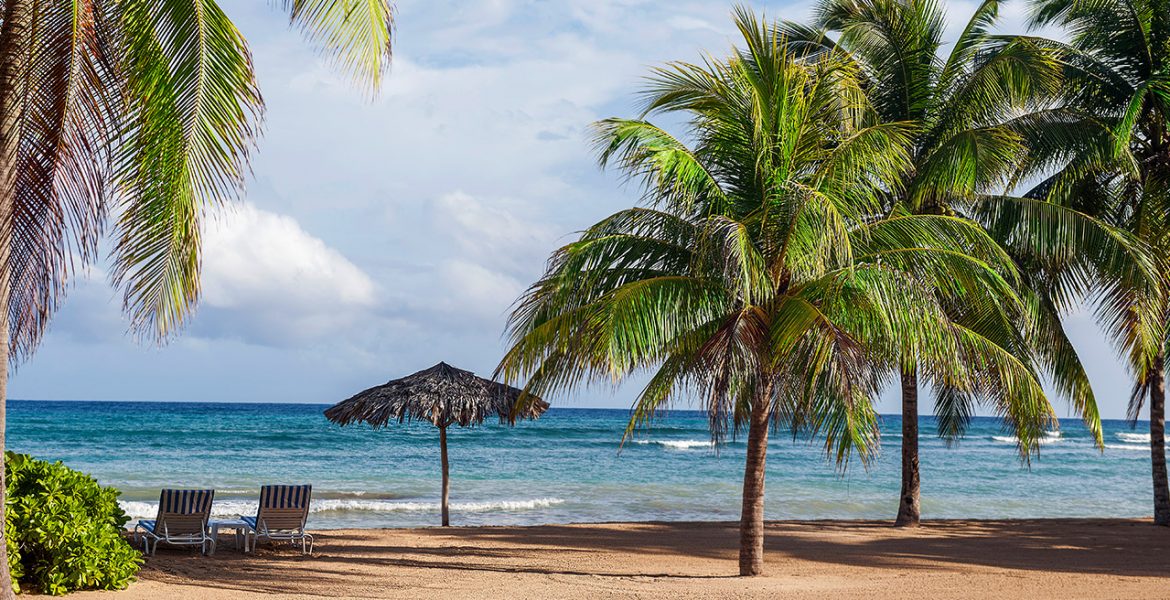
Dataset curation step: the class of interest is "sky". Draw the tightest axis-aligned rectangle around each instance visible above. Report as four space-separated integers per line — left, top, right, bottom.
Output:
7 0 1140 419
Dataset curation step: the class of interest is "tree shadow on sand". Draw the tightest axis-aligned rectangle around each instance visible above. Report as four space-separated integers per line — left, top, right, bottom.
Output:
133 520 1169 596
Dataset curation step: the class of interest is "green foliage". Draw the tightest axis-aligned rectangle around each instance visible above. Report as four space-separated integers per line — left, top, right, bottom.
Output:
1026 0 1170 416
496 6 1032 468
1 0 395 360
778 0 1169 452
4 452 141 595
0 1 396 593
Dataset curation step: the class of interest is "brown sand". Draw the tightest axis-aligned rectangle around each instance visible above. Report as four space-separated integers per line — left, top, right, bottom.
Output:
74 519 1168 599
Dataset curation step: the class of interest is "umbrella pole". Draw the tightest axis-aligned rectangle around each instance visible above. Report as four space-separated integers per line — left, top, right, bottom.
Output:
440 424 450 527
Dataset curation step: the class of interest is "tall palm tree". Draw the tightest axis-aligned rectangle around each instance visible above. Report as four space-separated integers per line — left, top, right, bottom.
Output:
0 0 394 594
781 0 1150 526
496 7 1047 576
1023 0 1170 525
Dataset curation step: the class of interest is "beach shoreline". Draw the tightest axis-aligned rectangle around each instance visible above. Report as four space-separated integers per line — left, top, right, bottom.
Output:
77 518 1169 599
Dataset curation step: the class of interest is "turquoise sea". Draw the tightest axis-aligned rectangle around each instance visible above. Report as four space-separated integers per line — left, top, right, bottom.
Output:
7 400 1158 529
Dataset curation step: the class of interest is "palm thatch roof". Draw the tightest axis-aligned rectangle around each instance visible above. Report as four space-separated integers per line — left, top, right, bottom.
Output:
324 362 548 428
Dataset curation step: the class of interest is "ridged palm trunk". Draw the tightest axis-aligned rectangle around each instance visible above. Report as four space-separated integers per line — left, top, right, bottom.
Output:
0 282 10 600
0 1 25 597
1151 0 1169 529
1151 353 1169 526
895 366 921 526
738 395 771 576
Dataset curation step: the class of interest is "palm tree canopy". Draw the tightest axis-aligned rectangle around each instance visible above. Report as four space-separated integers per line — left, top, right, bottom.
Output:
1023 0 1170 417
0 0 394 362
497 6 1044 465
776 0 1168 447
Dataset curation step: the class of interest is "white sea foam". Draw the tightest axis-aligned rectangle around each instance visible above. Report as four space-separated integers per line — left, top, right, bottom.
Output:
991 431 1062 445
1103 443 1148 451
119 498 565 520
1114 432 1168 443
311 498 565 513
634 439 714 450
120 500 260 520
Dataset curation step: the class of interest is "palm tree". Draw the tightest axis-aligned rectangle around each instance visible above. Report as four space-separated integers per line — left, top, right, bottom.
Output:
496 7 1046 576
1023 0 1170 525
0 0 394 594
780 0 1149 526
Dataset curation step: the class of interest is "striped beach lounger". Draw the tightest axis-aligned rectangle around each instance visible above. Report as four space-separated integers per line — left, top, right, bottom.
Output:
241 484 314 554
133 489 216 555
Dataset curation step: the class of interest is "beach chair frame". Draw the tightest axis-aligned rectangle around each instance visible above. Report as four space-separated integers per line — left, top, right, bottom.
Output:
242 485 314 554
133 489 216 556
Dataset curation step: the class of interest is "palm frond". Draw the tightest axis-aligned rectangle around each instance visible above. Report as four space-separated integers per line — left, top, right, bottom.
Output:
278 0 394 93
111 0 263 341
7 0 117 361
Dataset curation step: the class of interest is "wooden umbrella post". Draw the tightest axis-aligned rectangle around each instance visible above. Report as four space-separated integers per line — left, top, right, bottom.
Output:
439 424 450 527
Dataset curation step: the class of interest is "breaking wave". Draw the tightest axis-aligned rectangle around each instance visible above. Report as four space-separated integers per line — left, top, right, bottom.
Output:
633 439 715 450
120 497 565 521
991 431 1062 445
1114 432 1167 444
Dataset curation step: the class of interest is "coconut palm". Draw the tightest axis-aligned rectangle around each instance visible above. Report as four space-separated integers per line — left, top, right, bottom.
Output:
780 0 1154 526
496 7 1048 576
0 0 394 594
1022 0 1170 525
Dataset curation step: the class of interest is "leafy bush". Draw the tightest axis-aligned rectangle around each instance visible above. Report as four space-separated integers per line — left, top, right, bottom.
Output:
5 452 142 595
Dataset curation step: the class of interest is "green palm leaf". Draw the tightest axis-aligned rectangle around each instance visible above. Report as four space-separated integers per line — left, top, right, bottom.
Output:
280 0 395 93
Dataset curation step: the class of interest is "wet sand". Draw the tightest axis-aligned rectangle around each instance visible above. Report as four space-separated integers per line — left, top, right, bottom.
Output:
75 519 1170 599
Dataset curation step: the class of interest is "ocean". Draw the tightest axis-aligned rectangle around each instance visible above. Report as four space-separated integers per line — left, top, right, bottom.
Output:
6 400 1157 529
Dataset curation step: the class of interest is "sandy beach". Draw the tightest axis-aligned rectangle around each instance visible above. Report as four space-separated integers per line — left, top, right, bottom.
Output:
73 519 1168 599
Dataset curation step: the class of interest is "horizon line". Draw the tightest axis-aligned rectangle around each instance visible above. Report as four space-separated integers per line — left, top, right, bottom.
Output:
5 398 1147 423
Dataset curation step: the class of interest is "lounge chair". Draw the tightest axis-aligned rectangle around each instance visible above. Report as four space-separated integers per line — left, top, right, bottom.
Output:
241 484 314 554
133 489 216 555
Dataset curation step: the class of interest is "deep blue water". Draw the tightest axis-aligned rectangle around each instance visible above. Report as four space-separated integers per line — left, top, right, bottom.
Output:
5 400 1158 529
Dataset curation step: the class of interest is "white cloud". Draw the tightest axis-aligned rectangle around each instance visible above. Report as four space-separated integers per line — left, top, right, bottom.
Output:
8 0 1137 416
667 16 719 32
434 190 558 273
195 203 378 344
437 259 524 318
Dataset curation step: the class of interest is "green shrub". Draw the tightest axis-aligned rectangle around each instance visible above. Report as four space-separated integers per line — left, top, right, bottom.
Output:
5 452 142 595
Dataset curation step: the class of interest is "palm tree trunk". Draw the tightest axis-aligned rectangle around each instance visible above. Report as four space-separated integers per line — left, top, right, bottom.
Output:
1151 353 1169 526
0 1 26 597
0 287 9 600
439 425 450 527
738 393 771 576
895 365 921 527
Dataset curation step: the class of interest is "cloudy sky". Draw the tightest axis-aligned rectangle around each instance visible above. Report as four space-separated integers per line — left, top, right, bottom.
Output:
8 0 1138 419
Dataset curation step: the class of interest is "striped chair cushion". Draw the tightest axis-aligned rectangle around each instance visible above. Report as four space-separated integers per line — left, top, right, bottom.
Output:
241 516 258 529
259 485 312 510
138 519 157 533
154 489 215 523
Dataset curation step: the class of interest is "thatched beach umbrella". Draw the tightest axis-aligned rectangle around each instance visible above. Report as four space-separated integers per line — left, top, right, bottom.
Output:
324 362 548 526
